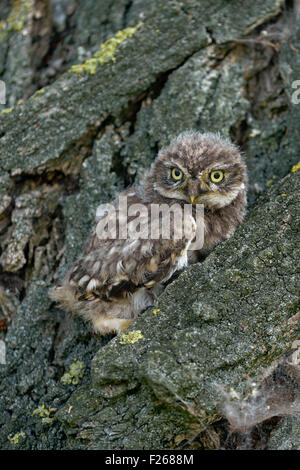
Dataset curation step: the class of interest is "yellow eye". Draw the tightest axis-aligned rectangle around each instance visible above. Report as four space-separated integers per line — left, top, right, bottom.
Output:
210 170 224 183
171 168 183 180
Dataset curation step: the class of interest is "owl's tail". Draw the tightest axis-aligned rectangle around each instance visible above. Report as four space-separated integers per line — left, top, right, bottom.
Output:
49 284 136 334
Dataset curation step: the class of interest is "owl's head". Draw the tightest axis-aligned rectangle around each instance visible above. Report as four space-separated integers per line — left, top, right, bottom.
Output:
148 131 247 210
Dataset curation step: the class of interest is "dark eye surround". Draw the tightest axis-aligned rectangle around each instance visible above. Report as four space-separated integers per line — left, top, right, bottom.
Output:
171 167 183 181
210 170 224 183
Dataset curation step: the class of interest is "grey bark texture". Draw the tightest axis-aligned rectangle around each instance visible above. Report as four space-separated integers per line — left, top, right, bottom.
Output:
0 0 299 450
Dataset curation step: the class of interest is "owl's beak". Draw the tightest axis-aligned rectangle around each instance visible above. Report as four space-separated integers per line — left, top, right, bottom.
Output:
187 181 201 204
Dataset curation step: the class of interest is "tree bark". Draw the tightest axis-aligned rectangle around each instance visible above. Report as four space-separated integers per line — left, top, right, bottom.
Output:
0 0 299 450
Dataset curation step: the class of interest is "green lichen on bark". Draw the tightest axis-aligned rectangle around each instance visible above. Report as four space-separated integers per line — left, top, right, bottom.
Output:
70 24 143 74
0 0 32 41
60 360 85 385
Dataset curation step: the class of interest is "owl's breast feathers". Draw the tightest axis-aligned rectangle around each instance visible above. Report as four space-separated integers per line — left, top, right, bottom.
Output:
50 188 196 308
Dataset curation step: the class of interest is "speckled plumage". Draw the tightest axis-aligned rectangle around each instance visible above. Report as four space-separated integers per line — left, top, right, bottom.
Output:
50 131 247 334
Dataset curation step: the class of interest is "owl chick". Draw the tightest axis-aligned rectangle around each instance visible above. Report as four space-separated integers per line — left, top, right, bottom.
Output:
50 131 247 334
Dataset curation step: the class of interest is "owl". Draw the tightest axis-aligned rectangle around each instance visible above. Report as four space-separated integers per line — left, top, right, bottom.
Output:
50 131 247 334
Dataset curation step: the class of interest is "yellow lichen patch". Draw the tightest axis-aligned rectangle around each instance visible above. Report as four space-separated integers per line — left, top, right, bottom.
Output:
0 0 33 42
33 88 45 97
33 88 46 101
8 431 26 445
32 404 56 424
1 107 14 115
70 23 143 75
60 359 85 385
152 308 160 315
119 330 143 345
291 161 300 173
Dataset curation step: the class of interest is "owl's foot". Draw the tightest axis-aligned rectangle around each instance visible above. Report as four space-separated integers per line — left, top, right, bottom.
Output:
118 319 134 333
92 316 134 335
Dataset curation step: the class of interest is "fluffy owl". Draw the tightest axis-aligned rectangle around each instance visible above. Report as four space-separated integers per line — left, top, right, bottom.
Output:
50 131 247 334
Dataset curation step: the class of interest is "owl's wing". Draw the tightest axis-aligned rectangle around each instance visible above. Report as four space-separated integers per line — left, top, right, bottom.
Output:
66 208 196 302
